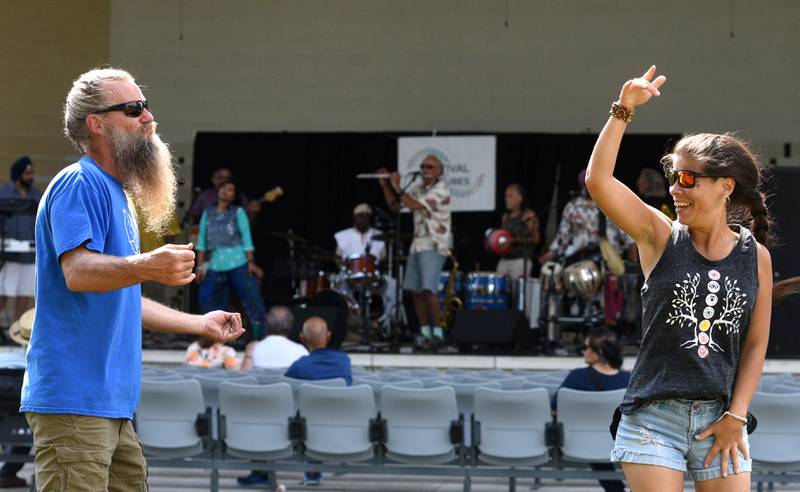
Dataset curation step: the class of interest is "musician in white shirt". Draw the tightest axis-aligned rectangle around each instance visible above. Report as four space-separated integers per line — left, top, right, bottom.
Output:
334 203 386 260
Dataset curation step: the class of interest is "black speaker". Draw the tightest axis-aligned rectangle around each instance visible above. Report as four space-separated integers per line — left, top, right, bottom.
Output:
451 309 533 350
289 305 346 349
767 167 800 358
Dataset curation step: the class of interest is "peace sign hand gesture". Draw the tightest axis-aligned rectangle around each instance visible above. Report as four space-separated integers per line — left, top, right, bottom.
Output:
619 65 667 109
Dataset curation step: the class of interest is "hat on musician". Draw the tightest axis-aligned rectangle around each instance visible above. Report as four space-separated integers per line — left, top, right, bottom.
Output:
353 203 372 215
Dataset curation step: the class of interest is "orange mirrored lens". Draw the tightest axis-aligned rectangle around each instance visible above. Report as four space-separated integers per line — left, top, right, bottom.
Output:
678 171 696 187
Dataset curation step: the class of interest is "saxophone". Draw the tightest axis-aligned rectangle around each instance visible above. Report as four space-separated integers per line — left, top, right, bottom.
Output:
441 251 463 330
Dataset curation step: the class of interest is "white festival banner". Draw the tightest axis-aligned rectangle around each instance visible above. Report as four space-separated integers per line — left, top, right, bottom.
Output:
397 136 496 212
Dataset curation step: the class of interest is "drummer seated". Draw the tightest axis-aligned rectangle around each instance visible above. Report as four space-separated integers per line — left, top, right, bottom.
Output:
241 306 308 370
334 203 386 261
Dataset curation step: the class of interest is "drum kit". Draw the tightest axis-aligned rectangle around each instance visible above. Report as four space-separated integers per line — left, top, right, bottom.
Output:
272 230 397 347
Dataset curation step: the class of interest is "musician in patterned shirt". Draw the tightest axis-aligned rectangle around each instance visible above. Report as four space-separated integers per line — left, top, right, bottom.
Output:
378 155 452 347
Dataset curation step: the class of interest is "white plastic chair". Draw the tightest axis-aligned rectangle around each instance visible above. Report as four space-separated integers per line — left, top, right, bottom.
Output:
299 384 377 462
556 388 625 462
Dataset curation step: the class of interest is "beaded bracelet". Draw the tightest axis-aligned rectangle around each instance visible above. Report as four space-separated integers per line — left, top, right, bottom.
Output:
716 410 748 425
610 101 634 123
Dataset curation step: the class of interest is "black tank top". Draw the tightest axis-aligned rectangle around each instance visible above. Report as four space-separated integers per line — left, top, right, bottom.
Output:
621 222 759 414
505 211 533 259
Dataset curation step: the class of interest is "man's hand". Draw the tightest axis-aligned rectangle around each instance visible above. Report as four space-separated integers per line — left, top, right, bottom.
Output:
201 310 245 344
376 167 390 187
539 250 556 264
140 243 196 285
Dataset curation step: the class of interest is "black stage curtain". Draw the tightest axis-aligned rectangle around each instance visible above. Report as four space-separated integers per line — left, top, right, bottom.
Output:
192 132 680 302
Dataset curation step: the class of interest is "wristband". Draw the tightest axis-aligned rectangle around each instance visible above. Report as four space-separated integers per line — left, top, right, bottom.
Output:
717 410 748 425
610 101 634 123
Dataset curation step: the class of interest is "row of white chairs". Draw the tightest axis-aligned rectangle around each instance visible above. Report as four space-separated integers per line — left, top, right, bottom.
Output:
135 377 800 492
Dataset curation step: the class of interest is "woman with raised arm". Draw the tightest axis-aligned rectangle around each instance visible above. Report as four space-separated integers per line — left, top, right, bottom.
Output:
585 65 799 491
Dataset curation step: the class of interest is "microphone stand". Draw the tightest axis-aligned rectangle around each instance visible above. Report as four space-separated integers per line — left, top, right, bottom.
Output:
359 238 372 348
388 173 419 351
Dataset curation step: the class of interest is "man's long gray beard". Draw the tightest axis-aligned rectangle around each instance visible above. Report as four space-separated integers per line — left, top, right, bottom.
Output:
109 125 177 236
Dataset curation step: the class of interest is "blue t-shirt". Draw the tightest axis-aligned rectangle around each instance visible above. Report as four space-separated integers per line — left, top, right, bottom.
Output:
21 156 142 419
551 366 631 410
285 348 352 385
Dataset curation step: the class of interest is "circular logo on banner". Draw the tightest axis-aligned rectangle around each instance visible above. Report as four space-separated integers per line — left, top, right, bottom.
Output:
705 294 718 306
698 346 709 358
698 332 710 344
699 319 711 332
406 147 485 200
703 307 715 319
707 281 720 293
709 270 721 281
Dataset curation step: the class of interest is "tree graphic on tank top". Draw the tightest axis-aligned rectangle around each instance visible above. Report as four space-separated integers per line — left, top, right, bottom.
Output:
665 272 747 358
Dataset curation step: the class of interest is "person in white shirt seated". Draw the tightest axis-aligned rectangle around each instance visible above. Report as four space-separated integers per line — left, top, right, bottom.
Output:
334 203 386 261
241 306 308 370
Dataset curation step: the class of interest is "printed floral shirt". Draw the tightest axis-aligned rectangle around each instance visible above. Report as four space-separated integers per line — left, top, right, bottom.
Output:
408 179 452 255
548 195 632 258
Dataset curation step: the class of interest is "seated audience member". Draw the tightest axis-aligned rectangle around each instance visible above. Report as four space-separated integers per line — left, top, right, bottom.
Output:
285 316 352 486
552 328 630 492
185 336 241 370
285 316 352 385
241 306 308 370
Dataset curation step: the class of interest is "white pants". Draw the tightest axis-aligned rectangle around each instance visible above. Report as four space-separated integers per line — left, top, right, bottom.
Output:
0 262 35 297
496 257 531 279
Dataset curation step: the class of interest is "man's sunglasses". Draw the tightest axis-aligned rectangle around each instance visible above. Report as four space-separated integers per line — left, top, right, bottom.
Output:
94 100 149 118
420 163 435 170
665 169 716 188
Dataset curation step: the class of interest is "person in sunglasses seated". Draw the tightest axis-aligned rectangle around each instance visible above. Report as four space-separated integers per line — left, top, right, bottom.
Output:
586 65 800 491
377 155 452 349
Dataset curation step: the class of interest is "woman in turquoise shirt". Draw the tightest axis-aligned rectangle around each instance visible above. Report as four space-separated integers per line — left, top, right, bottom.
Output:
196 180 267 340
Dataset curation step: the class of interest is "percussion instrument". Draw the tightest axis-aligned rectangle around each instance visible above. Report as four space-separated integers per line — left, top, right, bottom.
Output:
465 272 510 310
344 253 379 287
298 271 333 299
484 228 513 256
561 260 602 300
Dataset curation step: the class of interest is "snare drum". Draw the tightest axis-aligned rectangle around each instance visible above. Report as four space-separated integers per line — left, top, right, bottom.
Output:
465 272 510 310
345 253 379 287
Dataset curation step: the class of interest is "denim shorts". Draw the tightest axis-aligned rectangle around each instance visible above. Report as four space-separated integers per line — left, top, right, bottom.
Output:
403 250 446 293
610 398 751 481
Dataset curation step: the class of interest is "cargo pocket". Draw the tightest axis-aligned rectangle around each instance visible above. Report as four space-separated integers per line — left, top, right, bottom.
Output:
55 446 111 492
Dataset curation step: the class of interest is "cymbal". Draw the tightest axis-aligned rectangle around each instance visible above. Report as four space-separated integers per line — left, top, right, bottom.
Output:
371 232 413 242
302 246 342 263
271 231 310 243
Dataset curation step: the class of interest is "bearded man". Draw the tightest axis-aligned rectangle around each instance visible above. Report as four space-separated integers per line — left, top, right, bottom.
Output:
20 67 245 491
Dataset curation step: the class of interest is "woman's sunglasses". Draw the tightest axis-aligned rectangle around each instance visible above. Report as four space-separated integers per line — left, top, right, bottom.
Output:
93 100 149 118
665 169 716 188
